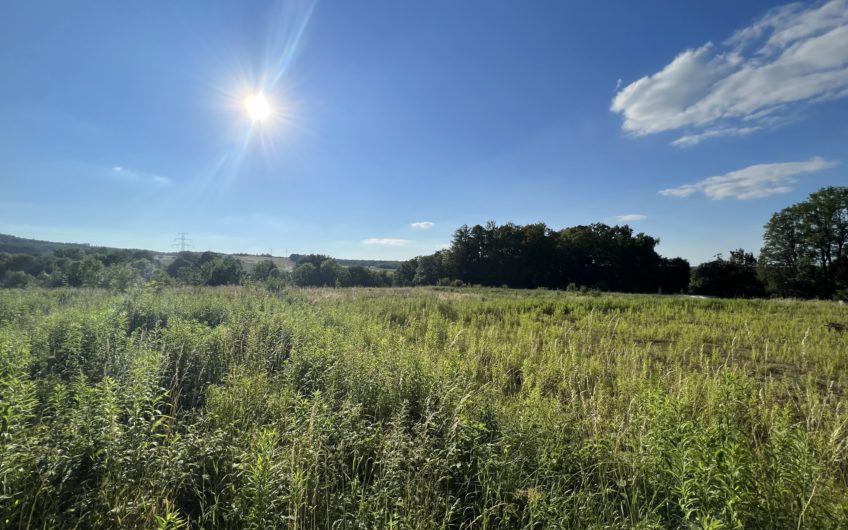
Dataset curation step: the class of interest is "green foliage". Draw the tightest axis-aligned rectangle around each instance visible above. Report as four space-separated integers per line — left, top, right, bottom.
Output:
291 258 389 287
291 262 320 286
1 287 847 528
249 259 280 282
690 249 766 298
398 221 691 293
204 256 244 286
760 186 848 299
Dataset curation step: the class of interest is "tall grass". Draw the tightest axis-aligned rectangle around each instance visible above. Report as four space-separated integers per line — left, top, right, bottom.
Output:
1 285 846 528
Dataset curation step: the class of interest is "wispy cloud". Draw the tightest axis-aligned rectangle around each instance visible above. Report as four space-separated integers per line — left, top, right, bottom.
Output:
410 221 434 229
611 0 848 145
112 165 171 186
362 238 411 246
670 126 762 147
612 214 647 222
660 157 837 199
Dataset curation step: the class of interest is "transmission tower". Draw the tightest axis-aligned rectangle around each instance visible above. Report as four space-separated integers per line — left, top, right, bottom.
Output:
173 232 194 252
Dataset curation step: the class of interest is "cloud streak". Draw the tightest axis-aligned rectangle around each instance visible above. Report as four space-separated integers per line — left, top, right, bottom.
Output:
410 221 434 229
660 157 837 199
611 0 848 145
362 238 411 246
612 214 647 222
112 165 171 186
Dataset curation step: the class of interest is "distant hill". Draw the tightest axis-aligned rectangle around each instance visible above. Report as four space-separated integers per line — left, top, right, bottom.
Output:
0 233 397 271
231 253 295 271
288 253 401 270
0 233 92 255
335 259 401 270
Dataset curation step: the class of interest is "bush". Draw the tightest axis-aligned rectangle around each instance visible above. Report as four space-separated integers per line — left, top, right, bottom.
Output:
3 270 33 288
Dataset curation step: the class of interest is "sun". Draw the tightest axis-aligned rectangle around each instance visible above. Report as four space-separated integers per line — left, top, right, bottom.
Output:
244 94 272 122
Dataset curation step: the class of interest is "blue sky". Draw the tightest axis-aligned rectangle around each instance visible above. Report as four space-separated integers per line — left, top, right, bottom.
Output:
1 0 846 263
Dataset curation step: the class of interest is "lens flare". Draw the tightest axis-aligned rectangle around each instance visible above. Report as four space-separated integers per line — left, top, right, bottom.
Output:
202 0 315 192
245 94 272 121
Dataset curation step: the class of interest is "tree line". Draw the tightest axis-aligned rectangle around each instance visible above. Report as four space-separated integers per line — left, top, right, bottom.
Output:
1 186 845 298
387 186 847 300
0 247 394 290
688 186 847 299
392 222 691 293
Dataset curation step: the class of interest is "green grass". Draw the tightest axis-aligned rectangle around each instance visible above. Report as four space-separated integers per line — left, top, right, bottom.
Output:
1 286 847 528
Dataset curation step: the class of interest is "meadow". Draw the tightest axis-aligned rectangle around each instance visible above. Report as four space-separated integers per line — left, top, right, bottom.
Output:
1 286 847 528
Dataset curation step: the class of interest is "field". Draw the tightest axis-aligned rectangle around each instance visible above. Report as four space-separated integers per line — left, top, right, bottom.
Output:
1 286 847 529
154 254 296 272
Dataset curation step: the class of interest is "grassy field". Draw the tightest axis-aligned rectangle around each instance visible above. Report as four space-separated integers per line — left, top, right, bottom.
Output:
1 286 847 528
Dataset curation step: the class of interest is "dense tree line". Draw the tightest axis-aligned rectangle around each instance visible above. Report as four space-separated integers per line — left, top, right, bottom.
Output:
390 186 847 300
393 222 691 293
290 254 393 287
689 250 765 298
0 248 391 290
0 248 249 289
165 251 246 286
685 186 847 300
0 248 157 289
2 186 845 298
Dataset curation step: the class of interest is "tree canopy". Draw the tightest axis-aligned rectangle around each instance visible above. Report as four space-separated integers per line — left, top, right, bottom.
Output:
759 186 848 299
690 250 766 298
394 221 691 293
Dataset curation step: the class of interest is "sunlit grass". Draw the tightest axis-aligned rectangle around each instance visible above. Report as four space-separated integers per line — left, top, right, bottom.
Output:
1 286 846 528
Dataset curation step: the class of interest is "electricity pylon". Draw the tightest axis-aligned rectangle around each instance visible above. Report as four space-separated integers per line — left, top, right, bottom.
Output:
172 232 193 252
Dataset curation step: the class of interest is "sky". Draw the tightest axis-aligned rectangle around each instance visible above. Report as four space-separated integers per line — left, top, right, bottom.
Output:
1 0 846 263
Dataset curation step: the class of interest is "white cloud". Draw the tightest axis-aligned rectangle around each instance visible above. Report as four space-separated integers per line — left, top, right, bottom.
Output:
410 221 435 229
112 165 171 185
611 0 848 145
671 126 761 147
362 238 411 246
660 157 837 199
612 214 647 222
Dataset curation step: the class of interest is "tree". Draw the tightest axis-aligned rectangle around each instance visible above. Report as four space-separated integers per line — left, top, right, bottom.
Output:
66 255 104 287
392 258 418 286
658 257 691 294
3 270 33 288
347 266 370 287
99 263 141 291
165 254 203 285
407 221 688 292
760 186 848 298
293 254 331 268
690 250 765 298
443 225 472 281
166 254 194 278
319 259 349 287
413 253 443 285
204 256 244 286
250 260 280 282
292 262 320 286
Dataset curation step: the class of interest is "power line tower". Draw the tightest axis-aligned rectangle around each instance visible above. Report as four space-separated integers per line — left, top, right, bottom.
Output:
173 232 194 252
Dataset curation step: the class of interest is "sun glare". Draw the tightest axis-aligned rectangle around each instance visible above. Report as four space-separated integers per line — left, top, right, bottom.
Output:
245 94 272 121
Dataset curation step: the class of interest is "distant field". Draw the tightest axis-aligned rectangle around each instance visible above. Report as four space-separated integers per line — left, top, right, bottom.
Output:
233 254 295 271
154 253 296 272
1 287 846 528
